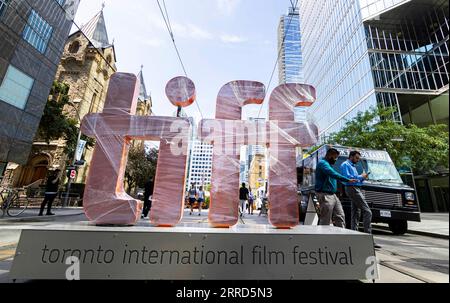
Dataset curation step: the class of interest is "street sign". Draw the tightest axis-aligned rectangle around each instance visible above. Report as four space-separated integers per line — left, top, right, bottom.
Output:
69 170 76 180
75 140 87 161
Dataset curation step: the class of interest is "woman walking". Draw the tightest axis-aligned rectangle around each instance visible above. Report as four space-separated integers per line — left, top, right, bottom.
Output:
39 169 61 216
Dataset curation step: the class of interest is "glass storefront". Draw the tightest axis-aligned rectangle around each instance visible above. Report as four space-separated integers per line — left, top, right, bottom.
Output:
400 93 449 128
416 175 449 212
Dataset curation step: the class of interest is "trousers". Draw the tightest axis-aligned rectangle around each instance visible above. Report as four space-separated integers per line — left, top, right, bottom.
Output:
316 193 345 228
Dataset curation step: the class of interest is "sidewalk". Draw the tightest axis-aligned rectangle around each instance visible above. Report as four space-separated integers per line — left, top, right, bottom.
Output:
408 213 449 238
374 213 449 239
0 207 85 224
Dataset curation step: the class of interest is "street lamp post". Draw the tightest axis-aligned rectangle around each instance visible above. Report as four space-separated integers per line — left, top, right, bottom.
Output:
63 102 83 208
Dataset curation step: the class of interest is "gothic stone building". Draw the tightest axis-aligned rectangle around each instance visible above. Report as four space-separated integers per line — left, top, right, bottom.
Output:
10 8 151 187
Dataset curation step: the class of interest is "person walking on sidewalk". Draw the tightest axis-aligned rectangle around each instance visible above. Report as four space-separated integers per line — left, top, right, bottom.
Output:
39 169 61 216
239 183 249 217
187 184 198 215
248 188 255 215
197 186 205 216
315 148 357 228
341 151 371 233
142 178 154 219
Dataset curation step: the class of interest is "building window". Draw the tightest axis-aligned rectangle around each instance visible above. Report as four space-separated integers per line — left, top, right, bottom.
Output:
0 65 34 109
22 10 53 54
89 93 98 113
68 40 80 53
0 0 9 16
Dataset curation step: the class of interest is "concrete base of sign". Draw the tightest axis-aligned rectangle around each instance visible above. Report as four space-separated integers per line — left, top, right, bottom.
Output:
10 223 378 280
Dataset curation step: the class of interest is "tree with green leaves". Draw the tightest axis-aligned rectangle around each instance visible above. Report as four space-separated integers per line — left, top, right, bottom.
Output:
321 106 448 175
125 146 158 194
36 81 94 162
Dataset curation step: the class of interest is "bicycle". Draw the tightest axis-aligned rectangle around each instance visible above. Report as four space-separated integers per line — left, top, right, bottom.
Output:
0 187 31 217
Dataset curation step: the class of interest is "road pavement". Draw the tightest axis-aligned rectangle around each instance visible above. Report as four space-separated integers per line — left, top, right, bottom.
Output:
0 209 448 283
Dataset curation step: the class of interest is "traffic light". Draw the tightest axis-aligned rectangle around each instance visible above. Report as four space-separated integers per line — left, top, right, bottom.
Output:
66 166 76 179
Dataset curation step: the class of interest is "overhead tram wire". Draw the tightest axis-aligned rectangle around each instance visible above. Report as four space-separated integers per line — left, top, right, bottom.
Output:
257 0 299 120
156 0 204 120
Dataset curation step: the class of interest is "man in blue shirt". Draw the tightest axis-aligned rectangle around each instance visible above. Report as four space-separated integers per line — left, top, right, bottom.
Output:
315 148 357 228
340 151 372 234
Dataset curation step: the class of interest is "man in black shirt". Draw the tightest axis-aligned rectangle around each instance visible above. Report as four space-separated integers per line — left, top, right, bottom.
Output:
239 183 249 217
142 178 154 219
39 169 61 216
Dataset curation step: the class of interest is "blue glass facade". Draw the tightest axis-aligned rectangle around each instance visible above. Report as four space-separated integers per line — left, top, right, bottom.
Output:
278 7 304 84
300 0 449 139
300 0 376 137
278 7 306 122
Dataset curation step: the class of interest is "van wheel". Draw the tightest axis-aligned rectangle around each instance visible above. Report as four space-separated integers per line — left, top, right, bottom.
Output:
388 220 408 235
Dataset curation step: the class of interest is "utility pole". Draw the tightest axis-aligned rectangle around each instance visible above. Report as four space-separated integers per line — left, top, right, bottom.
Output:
63 102 83 207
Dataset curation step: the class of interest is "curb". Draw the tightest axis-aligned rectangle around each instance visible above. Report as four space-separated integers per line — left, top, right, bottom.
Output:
0 212 84 224
373 224 449 240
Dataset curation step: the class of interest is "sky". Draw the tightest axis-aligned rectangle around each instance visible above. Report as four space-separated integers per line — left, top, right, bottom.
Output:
72 0 292 124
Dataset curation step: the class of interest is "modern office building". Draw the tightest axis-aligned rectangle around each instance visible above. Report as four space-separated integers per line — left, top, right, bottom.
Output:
186 139 213 188
278 6 308 122
301 0 448 137
0 0 80 180
244 117 266 178
182 112 212 189
278 6 304 85
300 0 449 212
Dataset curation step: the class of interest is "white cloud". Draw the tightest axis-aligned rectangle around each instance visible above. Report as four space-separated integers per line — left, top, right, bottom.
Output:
220 34 247 43
146 12 213 41
173 23 213 40
217 0 241 15
142 38 165 47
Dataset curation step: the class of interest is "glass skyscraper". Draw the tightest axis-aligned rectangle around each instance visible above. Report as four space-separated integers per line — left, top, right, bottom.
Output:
278 6 304 84
300 0 449 212
300 0 448 137
278 6 307 122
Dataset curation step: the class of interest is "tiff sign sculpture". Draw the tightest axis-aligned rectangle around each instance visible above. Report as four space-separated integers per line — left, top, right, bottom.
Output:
81 73 318 228
199 81 318 228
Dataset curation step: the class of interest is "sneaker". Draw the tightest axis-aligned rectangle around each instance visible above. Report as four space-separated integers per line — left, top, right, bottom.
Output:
46 213 55 216
38 213 43 217
374 243 382 249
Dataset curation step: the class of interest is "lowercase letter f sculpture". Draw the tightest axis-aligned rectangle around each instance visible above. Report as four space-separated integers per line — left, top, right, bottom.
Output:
268 83 319 228
200 81 266 228
81 73 142 225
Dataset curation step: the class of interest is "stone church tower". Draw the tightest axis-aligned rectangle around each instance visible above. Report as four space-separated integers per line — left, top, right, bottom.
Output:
57 7 117 184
